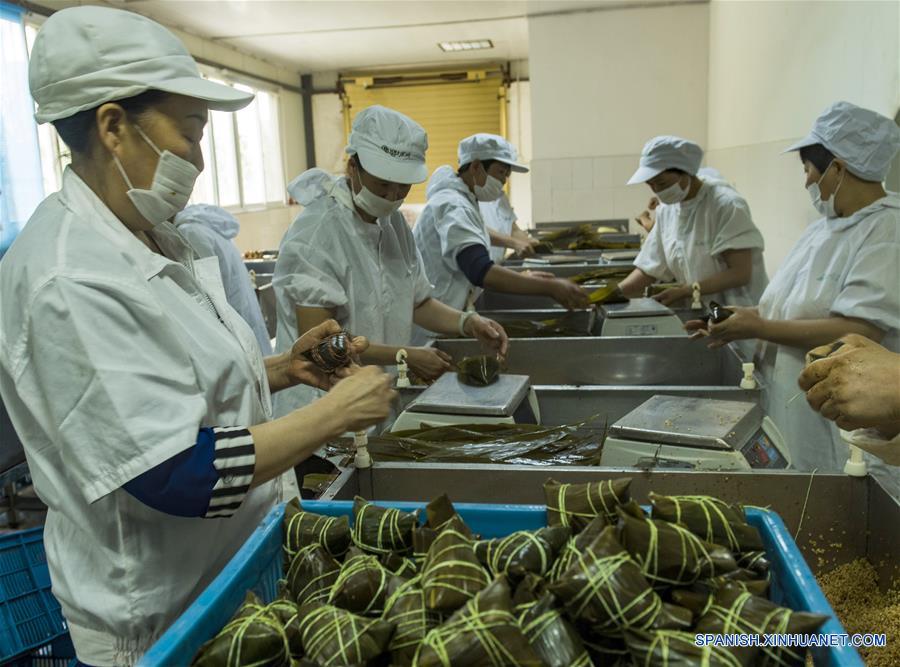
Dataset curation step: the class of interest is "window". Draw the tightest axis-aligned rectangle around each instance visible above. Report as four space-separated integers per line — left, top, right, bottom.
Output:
189 73 285 210
2 8 45 254
17 19 286 213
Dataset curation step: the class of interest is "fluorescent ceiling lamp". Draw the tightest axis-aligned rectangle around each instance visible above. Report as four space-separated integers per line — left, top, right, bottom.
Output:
438 39 493 52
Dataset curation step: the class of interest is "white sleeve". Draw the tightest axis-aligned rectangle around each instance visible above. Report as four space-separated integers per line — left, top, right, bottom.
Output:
710 195 765 257
633 221 672 280
273 236 349 320
24 276 209 504
435 202 489 261
831 238 900 333
412 244 434 306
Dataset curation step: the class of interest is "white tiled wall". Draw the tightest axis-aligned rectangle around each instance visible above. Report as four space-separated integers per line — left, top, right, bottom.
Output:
531 154 652 225
706 140 819 277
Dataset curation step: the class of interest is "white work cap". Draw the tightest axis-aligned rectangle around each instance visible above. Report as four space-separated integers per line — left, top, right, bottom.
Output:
627 136 704 185
174 204 240 240
29 6 253 124
458 134 529 173
345 105 429 184
784 101 900 182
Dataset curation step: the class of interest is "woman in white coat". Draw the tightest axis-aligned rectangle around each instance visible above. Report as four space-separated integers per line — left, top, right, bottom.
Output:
694 101 900 497
273 106 507 418
0 8 394 665
618 136 768 309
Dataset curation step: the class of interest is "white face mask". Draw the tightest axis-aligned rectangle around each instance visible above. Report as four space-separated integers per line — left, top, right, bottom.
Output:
655 176 690 205
807 162 844 218
474 173 504 202
350 171 403 219
113 125 200 226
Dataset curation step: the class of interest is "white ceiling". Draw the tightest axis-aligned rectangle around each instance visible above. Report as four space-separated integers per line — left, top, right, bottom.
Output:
36 0 678 73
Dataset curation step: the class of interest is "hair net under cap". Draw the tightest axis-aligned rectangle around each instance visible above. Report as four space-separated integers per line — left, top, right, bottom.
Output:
784 101 900 182
29 6 252 123
345 105 429 184
627 136 704 184
457 134 529 173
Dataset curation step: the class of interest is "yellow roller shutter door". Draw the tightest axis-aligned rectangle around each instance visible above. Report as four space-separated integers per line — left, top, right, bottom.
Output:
342 77 504 204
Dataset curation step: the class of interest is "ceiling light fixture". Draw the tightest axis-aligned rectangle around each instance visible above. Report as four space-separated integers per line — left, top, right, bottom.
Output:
438 39 494 52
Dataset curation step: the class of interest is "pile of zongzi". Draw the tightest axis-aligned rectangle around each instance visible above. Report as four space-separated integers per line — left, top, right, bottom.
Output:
193 485 828 667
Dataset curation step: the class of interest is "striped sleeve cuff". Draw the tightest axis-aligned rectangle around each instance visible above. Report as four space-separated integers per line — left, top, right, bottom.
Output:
205 426 256 519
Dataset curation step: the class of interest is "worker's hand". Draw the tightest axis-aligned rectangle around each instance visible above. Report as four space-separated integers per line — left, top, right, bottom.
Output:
286 320 369 390
705 306 764 348
407 346 454 383
464 315 509 360
798 335 900 433
635 197 659 233
511 237 538 258
322 366 396 432
549 278 591 310
652 284 691 306
522 270 557 280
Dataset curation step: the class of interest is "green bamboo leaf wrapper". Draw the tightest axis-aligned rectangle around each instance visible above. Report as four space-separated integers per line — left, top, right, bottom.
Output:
283 498 351 564
517 593 592 667
456 355 501 387
421 518 490 613
694 584 829 667
192 592 289 667
475 525 570 581
549 514 608 583
548 526 667 636
414 576 543 667
649 493 764 553
266 586 304 661
544 477 632 531
285 544 341 606
382 575 441 666
328 546 395 616
616 508 739 589
623 628 757 666
296 602 395 666
352 496 417 555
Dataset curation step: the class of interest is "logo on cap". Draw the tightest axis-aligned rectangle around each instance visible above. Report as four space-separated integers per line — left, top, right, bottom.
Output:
381 144 412 159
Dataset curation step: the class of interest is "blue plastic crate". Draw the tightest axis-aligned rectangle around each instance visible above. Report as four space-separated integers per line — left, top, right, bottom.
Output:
139 501 863 667
0 528 70 665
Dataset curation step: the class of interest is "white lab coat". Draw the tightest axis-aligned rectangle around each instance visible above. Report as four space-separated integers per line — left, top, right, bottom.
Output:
757 194 900 499
0 169 276 665
635 180 768 307
174 213 272 354
272 169 433 418
412 166 491 344
480 194 517 263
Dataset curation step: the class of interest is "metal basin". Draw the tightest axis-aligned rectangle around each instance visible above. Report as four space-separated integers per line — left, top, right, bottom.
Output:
244 258 277 274
478 307 704 336
319 464 900 584
433 336 752 387
478 309 596 336
535 218 629 233
509 264 634 279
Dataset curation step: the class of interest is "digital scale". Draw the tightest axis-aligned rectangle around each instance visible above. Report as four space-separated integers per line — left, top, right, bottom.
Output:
391 372 540 432
599 298 686 337
600 395 790 471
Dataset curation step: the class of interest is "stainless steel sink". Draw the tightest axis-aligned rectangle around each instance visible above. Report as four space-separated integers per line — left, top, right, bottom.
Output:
433 336 752 387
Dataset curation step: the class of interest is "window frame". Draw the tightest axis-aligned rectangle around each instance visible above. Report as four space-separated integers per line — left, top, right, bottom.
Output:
20 16 288 213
